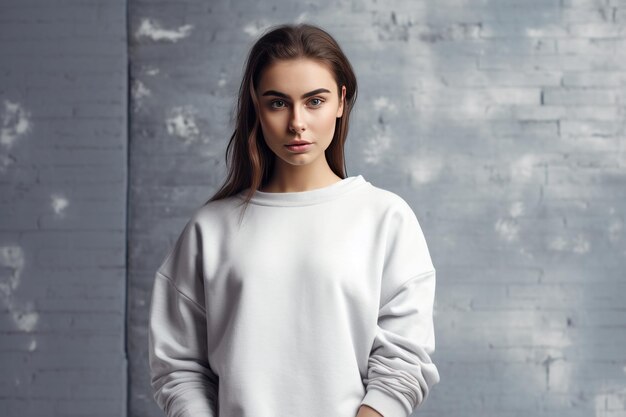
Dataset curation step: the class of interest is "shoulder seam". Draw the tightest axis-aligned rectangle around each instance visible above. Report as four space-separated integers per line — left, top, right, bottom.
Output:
380 268 436 307
156 270 206 314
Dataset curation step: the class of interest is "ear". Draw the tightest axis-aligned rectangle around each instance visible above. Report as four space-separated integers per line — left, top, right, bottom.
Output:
336 85 346 118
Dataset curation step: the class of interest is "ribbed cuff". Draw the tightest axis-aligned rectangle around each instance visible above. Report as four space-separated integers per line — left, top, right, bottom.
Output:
360 388 408 417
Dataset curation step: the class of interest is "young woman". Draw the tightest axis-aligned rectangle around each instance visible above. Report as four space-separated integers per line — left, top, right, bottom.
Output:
148 23 440 417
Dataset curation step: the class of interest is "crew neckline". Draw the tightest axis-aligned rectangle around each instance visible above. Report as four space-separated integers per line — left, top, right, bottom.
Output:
236 174 368 206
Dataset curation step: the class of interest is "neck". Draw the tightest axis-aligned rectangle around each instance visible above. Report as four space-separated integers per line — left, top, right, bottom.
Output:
261 161 342 193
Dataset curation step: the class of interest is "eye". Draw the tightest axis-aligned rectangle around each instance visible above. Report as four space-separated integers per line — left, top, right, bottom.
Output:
308 98 324 107
270 100 286 109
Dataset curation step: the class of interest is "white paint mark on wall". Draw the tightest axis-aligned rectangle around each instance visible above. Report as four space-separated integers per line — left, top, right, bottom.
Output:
243 20 272 37
407 155 443 185
144 66 160 76
497 201 524 241
0 100 32 172
495 218 519 241
166 105 200 143
0 246 24 298
132 80 152 100
132 80 152 113
28 339 37 351
1 100 32 148
511 153 542 182
294 13 308 24
362 125 391 165
0 246 39 333
135 18 193 42
548 234 591 254
13 303 39 332
595 386 626 417
50 193 69 216
374 97 398 114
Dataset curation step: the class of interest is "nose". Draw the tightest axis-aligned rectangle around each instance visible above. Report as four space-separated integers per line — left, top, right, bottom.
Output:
289 106 306 134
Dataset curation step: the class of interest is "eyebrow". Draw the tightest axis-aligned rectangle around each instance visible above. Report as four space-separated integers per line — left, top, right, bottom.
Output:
261 88 331 99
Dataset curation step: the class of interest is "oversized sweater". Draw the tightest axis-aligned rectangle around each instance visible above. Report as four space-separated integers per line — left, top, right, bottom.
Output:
148 174 440 417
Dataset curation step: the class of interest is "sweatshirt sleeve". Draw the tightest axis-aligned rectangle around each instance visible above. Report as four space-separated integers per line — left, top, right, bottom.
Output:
360 199 441 417
148 217 219 417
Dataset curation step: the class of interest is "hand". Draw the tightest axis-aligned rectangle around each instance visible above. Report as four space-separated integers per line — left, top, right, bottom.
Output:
356 404 384 417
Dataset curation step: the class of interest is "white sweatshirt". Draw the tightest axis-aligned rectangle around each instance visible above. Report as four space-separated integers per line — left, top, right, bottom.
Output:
148 174 440 417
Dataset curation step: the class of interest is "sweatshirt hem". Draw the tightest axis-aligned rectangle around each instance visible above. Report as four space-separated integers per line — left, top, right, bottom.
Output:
361 387 409 417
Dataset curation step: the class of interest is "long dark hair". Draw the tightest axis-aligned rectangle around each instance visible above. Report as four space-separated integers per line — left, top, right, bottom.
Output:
204 23 358 214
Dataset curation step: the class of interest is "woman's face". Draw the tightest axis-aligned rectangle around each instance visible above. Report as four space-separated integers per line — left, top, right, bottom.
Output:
255 58 346 169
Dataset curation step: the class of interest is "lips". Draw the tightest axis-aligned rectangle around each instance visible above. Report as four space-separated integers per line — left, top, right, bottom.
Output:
285 142 313 152
286 140 311 146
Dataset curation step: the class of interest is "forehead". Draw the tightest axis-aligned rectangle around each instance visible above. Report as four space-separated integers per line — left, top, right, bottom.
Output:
257 58 336 92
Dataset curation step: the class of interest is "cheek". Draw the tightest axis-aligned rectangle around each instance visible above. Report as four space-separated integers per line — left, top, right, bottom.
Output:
318 108 338 130
261 111 285 130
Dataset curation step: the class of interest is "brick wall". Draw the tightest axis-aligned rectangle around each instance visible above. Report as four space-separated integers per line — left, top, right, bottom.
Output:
129 1 625 417
0 1 128 416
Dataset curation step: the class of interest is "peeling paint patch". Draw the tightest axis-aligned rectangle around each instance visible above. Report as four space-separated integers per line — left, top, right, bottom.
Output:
0 246 24 296
548 234 591 254
132 80 152 100
165 105 200 143
50 193 69 216
0 245 39 333
13 305 39 332
1 100 32 148
135 18 193 42
0 100 32 173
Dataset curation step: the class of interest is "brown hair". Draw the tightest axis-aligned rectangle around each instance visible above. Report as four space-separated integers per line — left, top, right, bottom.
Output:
204 22 358 217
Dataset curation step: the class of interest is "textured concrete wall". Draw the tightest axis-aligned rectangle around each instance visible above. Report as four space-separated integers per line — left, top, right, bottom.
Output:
0 0 128 416
129 1 626 417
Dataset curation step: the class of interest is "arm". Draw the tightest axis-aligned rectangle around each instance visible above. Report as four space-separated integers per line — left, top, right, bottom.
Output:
360 270 439 417
360 199 441 417
356 404 384 417
148 218 219 417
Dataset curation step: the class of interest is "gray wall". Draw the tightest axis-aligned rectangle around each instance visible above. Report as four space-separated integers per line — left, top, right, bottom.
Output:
1 0 625 416
0 0 128 416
